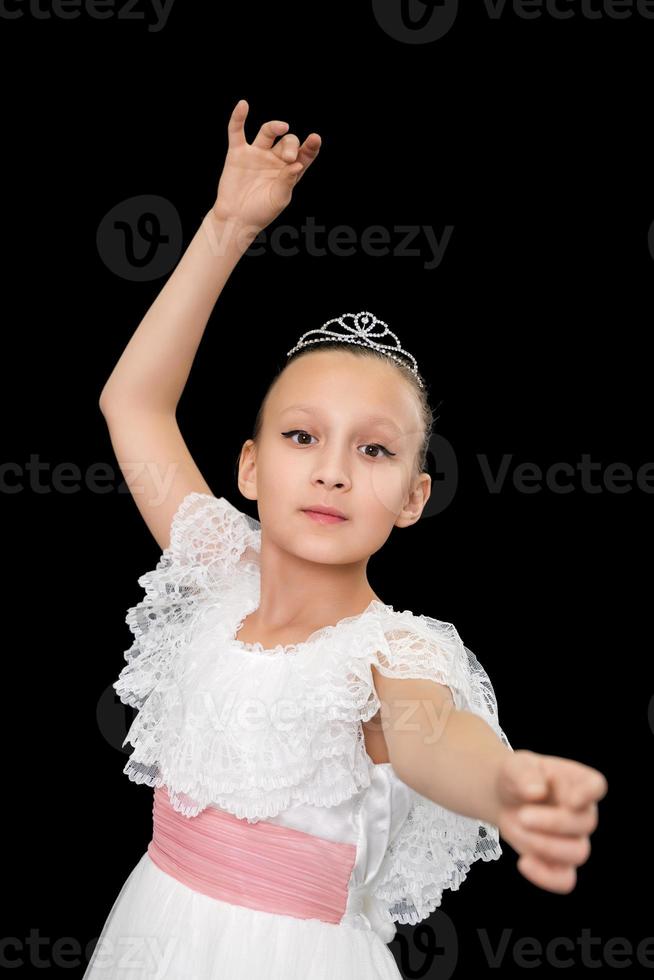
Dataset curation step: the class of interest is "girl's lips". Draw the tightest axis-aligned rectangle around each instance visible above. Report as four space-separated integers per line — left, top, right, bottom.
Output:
302 509 347 525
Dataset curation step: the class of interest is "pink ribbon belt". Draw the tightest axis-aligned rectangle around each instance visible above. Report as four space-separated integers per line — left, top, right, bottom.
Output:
147 785 357 924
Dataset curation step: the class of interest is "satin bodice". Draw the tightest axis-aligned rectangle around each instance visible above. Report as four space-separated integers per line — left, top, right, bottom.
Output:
264 761 414 942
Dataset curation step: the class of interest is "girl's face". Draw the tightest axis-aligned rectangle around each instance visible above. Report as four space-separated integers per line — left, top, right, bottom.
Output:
239 350 431 565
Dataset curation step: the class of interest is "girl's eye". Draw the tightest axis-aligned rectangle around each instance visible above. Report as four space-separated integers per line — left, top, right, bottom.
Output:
281 430 396 459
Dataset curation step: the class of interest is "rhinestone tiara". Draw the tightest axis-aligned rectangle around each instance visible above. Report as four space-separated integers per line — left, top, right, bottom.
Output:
285 311 424 389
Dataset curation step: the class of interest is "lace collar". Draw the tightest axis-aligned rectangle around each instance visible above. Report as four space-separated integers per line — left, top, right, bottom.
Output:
229 569 392 657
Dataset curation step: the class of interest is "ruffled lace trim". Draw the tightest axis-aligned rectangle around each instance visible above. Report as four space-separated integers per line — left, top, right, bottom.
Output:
113 491 513 923
349 606 513 926
370 800 504 925
117 595 387 821
169 491 262 571
114 493 261 711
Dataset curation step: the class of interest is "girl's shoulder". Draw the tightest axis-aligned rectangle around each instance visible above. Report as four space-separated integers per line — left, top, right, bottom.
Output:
355 601 510 744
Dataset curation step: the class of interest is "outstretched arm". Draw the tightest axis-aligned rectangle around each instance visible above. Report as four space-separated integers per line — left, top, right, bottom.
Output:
373 667 608 896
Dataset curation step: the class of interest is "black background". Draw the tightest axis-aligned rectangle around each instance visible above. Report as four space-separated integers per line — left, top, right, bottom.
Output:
3 1 652 977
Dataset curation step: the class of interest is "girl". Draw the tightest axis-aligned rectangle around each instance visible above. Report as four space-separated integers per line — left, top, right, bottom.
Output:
88 100 607 979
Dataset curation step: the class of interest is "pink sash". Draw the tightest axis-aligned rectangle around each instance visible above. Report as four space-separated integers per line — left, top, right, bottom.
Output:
147 785 357 924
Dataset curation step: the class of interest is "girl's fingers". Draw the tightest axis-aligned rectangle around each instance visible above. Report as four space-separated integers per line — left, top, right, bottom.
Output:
537 755 608 810
518 853 577 894
566 772 608 809
280 161 304 183
519 827 592 867
252 119 289 150
276 135 321 190
293 134 322 184
272 133 301 162
227 99 249 149
519 802 598 836
505 811 592 867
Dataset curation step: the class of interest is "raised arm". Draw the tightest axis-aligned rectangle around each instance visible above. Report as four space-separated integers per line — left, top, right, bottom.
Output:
99 100 321 550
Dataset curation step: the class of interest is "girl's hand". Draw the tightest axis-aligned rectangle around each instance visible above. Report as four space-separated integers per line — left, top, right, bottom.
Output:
494 749 608 894
212 99 321 234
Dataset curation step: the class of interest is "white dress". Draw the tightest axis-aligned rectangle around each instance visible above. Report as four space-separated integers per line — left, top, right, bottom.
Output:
84 492 513 980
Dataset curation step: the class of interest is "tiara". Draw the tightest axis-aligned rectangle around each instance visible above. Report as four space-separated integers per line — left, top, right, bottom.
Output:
286 311 424 389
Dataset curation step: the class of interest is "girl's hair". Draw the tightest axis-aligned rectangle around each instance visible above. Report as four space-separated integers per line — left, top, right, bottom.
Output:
235 342 437 481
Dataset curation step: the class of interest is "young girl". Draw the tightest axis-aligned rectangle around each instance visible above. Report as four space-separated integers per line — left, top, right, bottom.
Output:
88 100 607 980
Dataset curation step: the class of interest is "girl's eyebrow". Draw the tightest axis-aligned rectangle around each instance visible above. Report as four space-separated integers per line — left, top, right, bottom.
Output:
280 403 404 436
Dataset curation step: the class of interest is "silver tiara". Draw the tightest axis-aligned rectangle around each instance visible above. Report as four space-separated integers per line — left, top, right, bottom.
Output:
286 311 424 389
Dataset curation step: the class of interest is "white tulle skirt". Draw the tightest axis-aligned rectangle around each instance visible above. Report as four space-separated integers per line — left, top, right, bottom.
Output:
83 851 403 979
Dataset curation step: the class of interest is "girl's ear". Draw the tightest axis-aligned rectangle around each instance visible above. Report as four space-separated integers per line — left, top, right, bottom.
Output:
238 440 258 499
397 475 432 527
